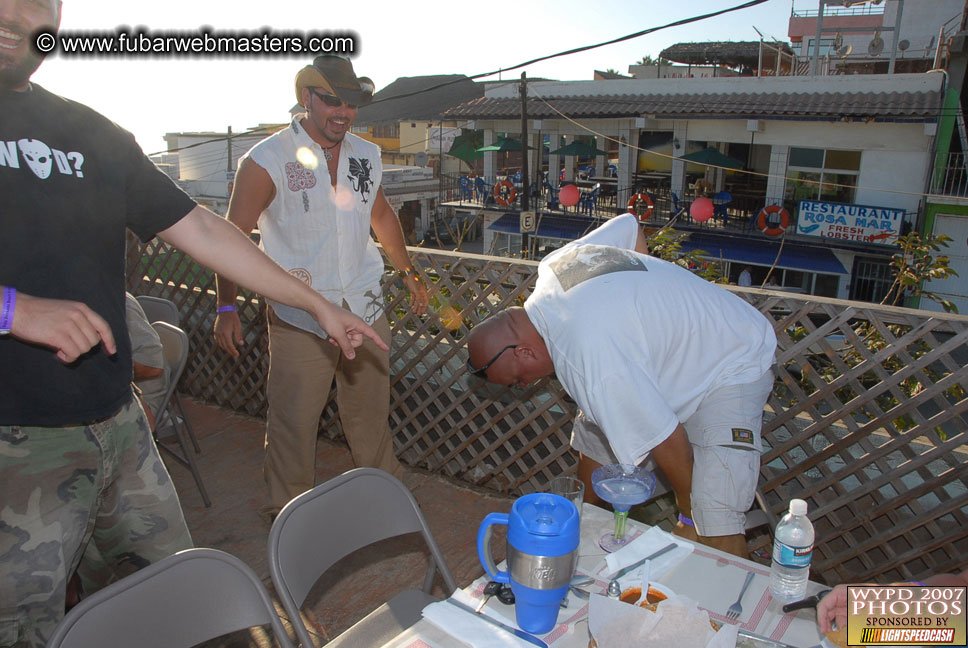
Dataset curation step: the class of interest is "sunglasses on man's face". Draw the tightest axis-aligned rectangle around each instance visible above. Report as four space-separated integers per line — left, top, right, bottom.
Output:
311 88 357 110
466 345 518 380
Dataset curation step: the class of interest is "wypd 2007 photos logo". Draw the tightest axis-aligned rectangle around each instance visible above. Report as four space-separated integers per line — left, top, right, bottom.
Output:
847 586 966 645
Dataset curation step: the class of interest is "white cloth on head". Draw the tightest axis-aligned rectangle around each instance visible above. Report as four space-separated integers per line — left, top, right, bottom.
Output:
524 214 777 467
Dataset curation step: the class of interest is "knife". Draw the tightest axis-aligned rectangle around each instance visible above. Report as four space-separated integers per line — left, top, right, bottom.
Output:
781 588 831 614
736 629 800 648
610 542 678 580
445 597 549 648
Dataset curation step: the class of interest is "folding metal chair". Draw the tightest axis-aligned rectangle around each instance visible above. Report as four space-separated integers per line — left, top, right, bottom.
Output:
135 295 180 327
47 548 295 648
152 322 211 507
268 468 457 648
135 295 201 454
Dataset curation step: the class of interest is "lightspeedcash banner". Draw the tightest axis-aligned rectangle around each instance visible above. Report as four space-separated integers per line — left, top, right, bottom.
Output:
847 586 966 645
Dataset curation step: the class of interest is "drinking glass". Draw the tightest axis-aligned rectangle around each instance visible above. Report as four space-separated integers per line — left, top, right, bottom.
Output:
590 463 657 552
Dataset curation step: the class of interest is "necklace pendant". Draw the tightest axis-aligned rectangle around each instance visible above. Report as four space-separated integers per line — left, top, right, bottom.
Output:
324 150 332 163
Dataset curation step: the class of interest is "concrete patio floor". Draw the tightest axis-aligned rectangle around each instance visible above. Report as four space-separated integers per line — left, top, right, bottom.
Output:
164 396 516 647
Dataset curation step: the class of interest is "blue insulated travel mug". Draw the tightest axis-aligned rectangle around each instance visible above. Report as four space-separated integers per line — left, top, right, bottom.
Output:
476 492 580 634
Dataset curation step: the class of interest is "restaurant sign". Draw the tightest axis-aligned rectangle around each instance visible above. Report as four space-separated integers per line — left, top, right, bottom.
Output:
797 200 902 246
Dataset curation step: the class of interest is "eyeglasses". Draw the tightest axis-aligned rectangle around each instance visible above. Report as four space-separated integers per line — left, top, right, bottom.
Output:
466 345 518 379
310 88 357 110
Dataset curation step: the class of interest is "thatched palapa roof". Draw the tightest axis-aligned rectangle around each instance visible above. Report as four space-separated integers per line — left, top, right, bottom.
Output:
659 41 795 69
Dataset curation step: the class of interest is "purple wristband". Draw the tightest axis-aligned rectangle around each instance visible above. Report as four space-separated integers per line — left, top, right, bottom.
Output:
678 513 695 527
0 286 16 332
216 305 236 313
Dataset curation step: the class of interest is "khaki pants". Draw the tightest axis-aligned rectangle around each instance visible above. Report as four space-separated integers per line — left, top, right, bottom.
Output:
264 311 402 513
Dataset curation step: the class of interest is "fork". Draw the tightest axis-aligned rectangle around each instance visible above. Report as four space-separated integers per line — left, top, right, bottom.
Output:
726 572 755 622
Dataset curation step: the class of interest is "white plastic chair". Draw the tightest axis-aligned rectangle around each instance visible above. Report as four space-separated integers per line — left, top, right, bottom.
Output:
152 321 211 507
47 548 295 648
268 468 458 647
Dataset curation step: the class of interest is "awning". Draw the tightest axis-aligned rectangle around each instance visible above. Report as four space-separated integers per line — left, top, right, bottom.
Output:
680 232 849 275
487 213 601 240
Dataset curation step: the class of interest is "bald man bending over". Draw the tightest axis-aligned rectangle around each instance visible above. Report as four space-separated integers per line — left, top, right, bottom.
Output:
465 214 776 557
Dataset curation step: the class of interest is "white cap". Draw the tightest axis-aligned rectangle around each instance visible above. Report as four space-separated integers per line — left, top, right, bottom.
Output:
790 499 808 516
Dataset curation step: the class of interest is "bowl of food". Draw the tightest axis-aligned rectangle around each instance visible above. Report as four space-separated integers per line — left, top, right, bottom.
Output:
588 584 724 648
619 582 675 607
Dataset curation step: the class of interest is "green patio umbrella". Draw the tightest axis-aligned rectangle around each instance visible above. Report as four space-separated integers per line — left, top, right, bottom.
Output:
476 137 526 153
550 140 607 157
676 147 744 170
447 130 484 164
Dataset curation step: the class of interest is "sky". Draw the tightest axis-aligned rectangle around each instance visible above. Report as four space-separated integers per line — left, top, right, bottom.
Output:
31 0 796 154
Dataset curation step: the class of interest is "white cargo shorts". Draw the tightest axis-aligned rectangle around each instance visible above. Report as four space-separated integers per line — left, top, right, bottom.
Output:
570 369 775 537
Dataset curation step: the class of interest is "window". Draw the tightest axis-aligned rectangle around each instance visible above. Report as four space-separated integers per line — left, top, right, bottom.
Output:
792 38 835 58
788 147 860 204
372 124 399 139
850 256 893 303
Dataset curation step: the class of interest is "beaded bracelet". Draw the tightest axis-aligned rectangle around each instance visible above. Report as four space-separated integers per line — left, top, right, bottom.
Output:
677 513 695 527
0 286 16 333
216 305 237 313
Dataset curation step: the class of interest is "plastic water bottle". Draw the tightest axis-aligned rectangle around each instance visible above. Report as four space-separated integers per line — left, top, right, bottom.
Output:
769 499 814 603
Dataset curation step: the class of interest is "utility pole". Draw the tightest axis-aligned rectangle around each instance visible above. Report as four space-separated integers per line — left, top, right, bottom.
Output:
520 72 530 256
226 126 233 172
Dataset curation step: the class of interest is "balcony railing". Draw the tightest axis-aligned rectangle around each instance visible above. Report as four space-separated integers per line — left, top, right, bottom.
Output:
932 152 968 198
127 237 968 587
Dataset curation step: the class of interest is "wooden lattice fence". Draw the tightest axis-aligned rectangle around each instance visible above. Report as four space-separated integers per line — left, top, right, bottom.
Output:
126 237 968 586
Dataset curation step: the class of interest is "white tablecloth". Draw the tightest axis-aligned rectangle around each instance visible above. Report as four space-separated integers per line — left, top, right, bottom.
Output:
380 503 827 648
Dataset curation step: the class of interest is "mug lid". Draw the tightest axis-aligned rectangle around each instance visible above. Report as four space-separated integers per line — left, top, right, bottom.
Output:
508 493 580 555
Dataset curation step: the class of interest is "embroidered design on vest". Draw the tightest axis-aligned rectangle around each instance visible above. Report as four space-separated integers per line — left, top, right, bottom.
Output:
285 161 317 192
289 268 312 284
347 156 373 204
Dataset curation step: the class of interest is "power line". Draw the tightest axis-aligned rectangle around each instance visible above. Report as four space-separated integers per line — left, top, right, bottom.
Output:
357 0 773 107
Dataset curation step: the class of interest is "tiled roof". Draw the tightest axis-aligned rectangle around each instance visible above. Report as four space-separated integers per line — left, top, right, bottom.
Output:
443 90 940 121
356 75 484 125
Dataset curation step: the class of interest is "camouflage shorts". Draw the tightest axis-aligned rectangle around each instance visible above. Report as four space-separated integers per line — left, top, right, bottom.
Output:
0 394 193 648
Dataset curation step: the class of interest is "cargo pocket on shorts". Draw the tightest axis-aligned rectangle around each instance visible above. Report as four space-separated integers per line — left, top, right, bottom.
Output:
0 614 24 647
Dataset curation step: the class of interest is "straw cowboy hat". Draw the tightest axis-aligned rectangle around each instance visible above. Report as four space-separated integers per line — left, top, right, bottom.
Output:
294 55 374 108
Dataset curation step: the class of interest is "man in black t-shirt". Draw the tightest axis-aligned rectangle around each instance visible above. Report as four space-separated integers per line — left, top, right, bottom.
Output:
0 2 387 646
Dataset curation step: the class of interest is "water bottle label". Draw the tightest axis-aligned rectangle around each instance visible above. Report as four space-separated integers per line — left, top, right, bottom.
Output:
773 541 813 568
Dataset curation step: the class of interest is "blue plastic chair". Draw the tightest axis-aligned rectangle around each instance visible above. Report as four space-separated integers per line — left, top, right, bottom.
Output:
579 184 601 215
543 181 559 210
671 192 683 217
713 191 732 225
458 176 474 202
474 177 491 204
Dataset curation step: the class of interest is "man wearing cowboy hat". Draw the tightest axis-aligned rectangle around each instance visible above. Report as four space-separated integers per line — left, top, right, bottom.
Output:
215 55 428 517
1 2 386 643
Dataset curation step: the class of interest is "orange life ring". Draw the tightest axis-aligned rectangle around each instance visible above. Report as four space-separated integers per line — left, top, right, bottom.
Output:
757 204 790 237
627 193 654 221
493 179 517 206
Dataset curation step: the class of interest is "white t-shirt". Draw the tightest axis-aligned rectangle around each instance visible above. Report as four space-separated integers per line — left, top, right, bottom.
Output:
523 214 776 465
244 116 386 336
